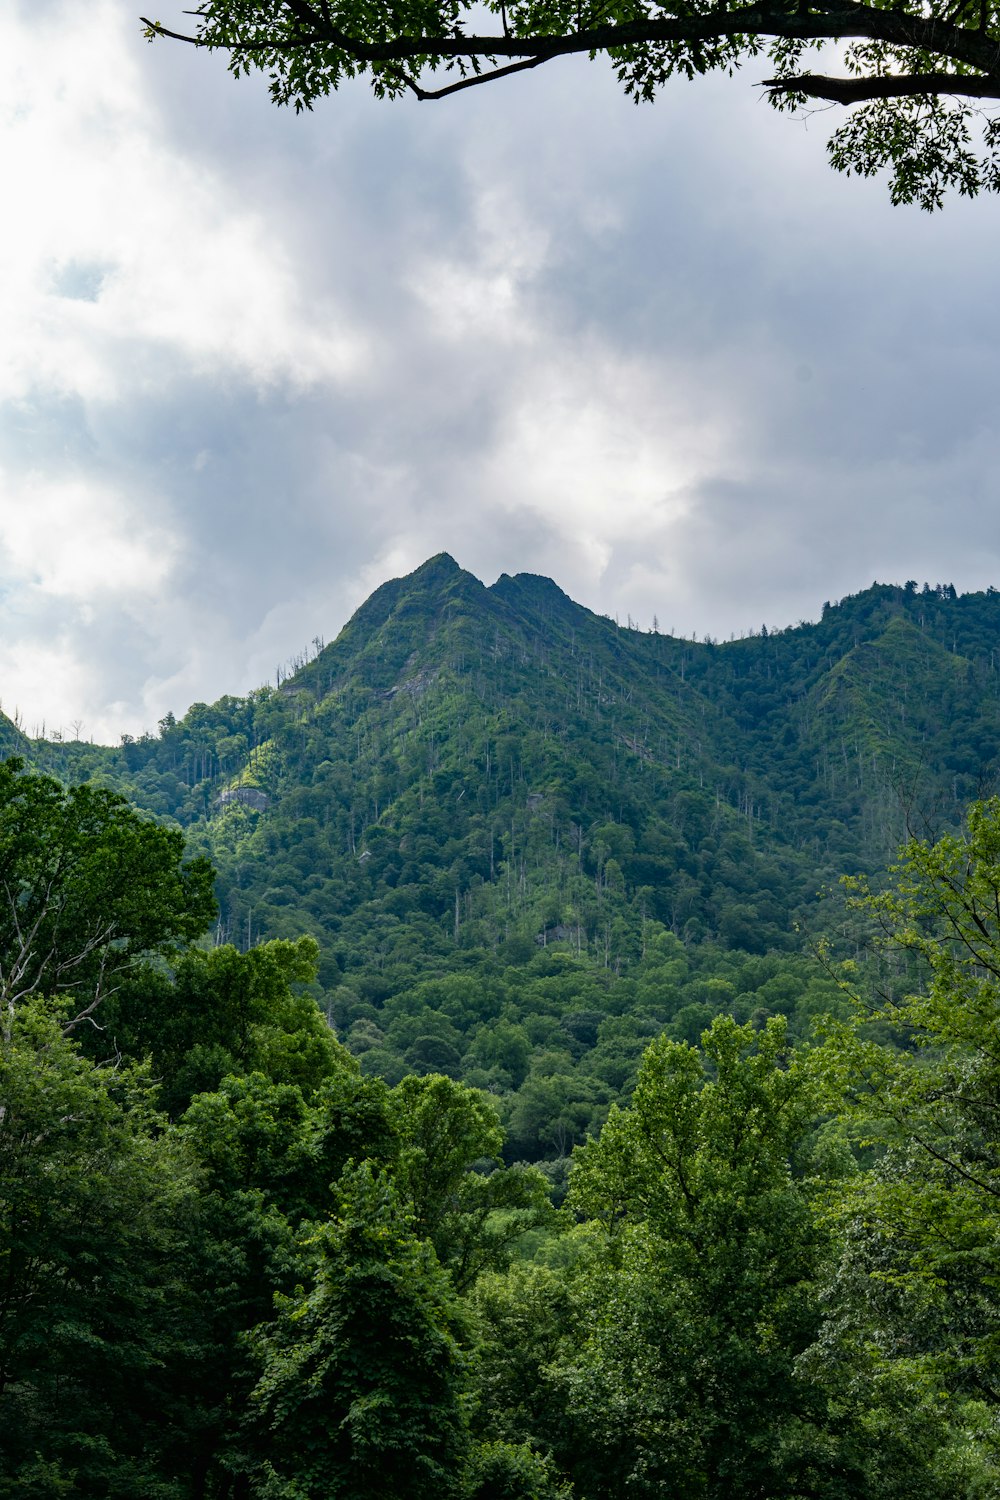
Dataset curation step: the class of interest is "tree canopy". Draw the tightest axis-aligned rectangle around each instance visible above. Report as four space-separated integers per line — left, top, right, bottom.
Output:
0 758 215 1044
19 578 1000 1491
13 735 1000 1491
146 0 1000 206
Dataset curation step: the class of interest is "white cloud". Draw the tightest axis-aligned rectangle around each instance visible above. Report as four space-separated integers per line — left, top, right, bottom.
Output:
0 462 177 739
0 635 101 742
4 2 1000 741
409 182 550 344
0 1 366 407
0 467 175 601
484 348 720 542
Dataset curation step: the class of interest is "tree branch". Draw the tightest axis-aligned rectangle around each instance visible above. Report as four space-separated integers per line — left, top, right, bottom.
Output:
400 54 553 98
142 3 1000 78
763 68 1000 101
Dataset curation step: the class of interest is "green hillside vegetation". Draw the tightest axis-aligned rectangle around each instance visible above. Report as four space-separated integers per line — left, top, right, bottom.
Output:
10 561 1000 1166
5 750 1000 1494
6 562 1000 1493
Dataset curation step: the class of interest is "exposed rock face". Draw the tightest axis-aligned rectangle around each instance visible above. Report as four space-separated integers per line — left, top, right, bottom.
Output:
386 667 437 700
217 786 269 812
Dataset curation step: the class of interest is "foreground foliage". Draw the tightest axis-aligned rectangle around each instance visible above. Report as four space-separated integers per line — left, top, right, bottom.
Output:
7 753 1000 1493
147 1 1000 206
813 799 1000 1487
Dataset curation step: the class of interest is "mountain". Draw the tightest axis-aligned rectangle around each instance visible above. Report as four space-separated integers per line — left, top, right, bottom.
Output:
13 561 1000 1159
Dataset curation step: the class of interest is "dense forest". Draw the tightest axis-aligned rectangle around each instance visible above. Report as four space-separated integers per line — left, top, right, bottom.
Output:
5 559 1000 1495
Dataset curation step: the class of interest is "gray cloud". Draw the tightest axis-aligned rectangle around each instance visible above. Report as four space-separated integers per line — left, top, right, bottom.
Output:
3 4 1000 738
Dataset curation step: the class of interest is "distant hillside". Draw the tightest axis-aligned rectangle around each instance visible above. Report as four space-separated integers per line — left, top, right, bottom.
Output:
12 560 1000 1158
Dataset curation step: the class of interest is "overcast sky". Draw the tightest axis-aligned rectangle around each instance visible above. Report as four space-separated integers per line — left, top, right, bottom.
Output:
3 1 1000 741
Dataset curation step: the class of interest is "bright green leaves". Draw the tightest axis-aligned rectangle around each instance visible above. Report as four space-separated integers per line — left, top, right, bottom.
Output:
392 1072 504 1225
181 1072 322 1214
836 796 1000 1196
572 1014 816 1235
465 1440 575 1499
563 1016 828 1499
809 801 1000 1483
391 1073 555 1288
0 758 215 1037
849 794 1000 1019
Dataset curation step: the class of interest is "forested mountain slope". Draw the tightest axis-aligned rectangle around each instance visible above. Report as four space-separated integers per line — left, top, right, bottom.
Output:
11 559 1000 1157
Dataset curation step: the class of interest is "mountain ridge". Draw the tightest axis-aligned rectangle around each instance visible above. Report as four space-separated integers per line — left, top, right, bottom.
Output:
8 559 1000 1152
15 560 1000 944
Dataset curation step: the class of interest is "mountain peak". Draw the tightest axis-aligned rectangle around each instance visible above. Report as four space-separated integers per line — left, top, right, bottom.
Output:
490 569 576 610
409 552 462 582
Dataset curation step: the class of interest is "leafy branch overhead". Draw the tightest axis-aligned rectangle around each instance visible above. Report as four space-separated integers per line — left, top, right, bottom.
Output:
146 0 1000 205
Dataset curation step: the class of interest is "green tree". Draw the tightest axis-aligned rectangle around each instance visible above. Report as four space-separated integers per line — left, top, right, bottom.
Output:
0 1002 203 1498
469 1261 584 1463
244 1163 470 1500
0 759 215 1041
111 936 347 1115
147 0 1000 206
391 1074 554 1289
464 1440 575 1499
811 797 1000 1488
563 1015 830 1499
168 1060 401 1495
506 1071 611 1161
